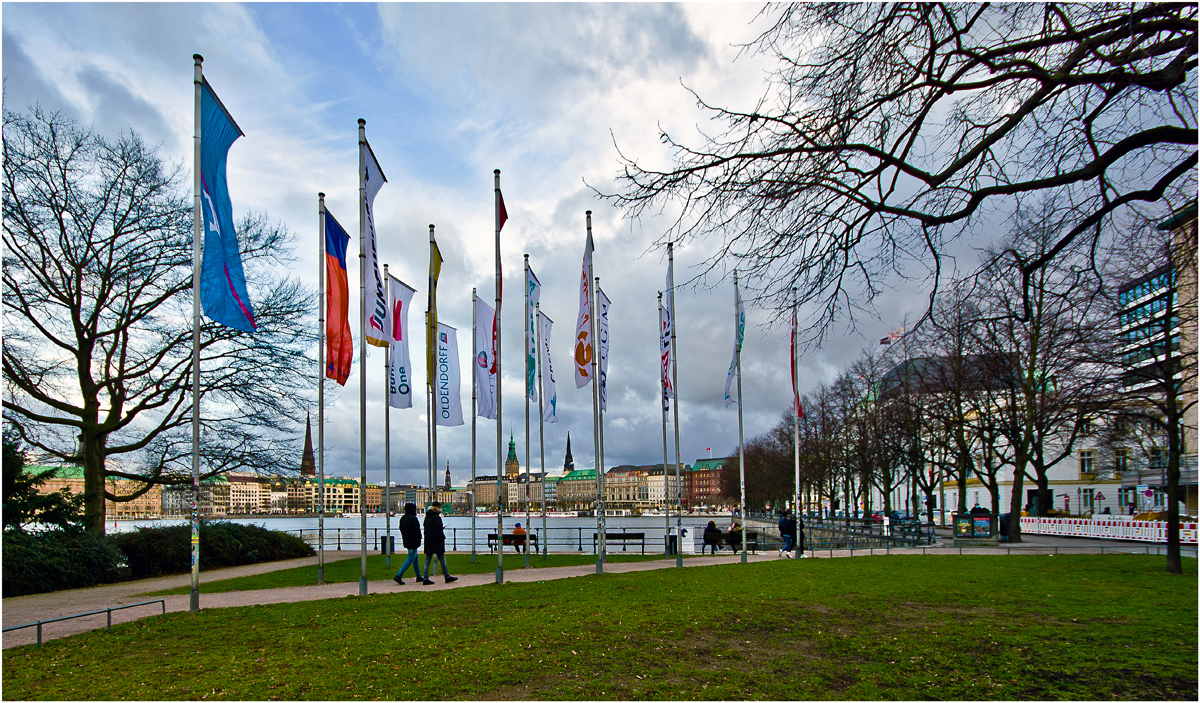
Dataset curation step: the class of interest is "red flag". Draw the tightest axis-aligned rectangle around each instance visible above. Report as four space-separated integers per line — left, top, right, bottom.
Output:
324 210 352 386
498 190 508 231
491 189 508 373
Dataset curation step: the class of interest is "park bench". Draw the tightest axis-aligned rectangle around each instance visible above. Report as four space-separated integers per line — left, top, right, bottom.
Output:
592 532 647 554
707 530 760 554
487 533 539 553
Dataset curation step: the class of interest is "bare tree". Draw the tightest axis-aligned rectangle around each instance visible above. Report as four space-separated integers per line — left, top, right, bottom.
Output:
2 107 314 534
1097 204 1197 574
604 3 1196 338
976 201 1106 541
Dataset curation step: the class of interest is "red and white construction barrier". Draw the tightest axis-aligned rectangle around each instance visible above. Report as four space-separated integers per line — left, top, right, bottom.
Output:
1019 517 1198 544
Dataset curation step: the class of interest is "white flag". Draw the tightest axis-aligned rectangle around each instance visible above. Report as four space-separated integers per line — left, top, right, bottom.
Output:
362 142 388 347
573 231 594 388
724 280 744 408
538 311 558 424
387 275 415 409
597 286 611 411
526 266 541 401
434 322 463 426
474 297 497 420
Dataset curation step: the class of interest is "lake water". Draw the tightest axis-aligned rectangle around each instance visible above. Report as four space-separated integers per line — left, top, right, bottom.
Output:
106 514 748 553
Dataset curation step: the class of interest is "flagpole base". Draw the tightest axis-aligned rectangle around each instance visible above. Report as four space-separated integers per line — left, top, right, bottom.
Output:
189 589 199 612
676 554 682 568
359 578 367 596
495 568 504 584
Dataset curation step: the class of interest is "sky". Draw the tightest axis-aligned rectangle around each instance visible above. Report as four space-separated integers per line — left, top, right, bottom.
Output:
3 2 936 486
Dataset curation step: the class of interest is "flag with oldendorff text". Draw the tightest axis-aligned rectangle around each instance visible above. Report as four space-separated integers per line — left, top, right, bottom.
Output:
475 297 498 420
659 299 671 414
198 77 255 332
362 142 388 347
574 231 594 388
434 322 463 426
387 274 415 408
324 209 352 385
538 311 558 424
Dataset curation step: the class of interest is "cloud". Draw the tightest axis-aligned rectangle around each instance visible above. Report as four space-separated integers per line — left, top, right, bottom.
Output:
3 2 945 489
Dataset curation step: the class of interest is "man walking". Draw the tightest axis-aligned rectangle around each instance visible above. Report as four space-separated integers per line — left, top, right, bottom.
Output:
423 501 458 585
393 502 425 585
778 511 793 557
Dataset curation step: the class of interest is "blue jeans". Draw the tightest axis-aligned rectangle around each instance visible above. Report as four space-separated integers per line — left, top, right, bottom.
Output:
782 535 795 552
396 548 424 580
424 552 450 579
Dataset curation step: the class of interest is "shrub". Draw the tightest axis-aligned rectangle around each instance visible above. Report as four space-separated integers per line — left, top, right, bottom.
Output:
111 522 313 579
2 530 128 597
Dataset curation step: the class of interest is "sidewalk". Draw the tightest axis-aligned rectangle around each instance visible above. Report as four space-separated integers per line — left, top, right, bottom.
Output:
3 539 1190 649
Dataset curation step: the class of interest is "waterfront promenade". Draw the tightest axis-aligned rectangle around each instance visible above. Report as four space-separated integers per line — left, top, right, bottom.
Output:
3 533 1191 650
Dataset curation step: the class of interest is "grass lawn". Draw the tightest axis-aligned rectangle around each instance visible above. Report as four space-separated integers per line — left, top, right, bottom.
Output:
145 552 670 595
4 554 1195 700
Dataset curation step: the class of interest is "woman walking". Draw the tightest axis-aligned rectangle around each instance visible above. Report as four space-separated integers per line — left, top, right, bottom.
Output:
393 503 426 585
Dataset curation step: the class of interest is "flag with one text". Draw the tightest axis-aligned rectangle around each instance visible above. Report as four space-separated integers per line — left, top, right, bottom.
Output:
387 274 416 408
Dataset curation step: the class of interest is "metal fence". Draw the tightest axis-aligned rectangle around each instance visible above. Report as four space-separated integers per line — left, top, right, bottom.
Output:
2 600 167 649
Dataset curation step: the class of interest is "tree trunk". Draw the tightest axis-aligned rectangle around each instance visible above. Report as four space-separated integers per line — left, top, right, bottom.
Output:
1007 461 1026 544
81 428 107 535
1166 403 1182 574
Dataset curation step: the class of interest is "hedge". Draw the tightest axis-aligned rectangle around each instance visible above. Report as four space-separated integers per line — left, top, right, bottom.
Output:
3 522 314 597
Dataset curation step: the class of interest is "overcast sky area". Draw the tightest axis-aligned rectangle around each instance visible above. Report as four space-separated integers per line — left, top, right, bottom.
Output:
3 2 949 486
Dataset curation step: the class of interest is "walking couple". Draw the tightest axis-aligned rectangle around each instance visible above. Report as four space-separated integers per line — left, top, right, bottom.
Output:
393 501 459 585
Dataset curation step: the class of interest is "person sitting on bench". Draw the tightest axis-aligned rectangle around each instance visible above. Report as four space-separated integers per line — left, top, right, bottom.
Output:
702 520 722 555
727 522 744 554
512 523 527 553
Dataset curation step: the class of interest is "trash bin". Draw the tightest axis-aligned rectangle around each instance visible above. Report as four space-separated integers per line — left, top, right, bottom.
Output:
667 534 678 555
378 535 394 554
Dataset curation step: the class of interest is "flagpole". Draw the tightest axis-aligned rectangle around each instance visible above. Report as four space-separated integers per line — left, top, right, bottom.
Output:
587 211 605 574
734 271 746 564
190 53 203 613
356 118 368 596
667 241 682 568
318 192 327 584
596 276 608 560
536 302 547 559
659 292 671 557
792 286 800 558
383 262 392 568
494 169 505 585
523 254 531 568
426 311 432 500
428 225 439 577
471 288 478 563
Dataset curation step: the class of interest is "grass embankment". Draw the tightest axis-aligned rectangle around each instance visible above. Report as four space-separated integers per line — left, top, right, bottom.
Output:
4 555 1196 700
147 552 667 595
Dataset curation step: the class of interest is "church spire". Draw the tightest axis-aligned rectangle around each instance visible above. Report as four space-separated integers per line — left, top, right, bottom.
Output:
505 430 520 477
299 413 315 477
444 460 451 491
563 431 574 473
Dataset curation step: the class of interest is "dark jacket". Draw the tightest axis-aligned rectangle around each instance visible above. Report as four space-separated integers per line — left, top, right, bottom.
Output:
424 507 446 554
782 517 798 540
702 523 722 545
399 508 421 549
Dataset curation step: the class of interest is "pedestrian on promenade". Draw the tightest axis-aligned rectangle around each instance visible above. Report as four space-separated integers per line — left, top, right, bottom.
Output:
778 511 794 557
702 520 722 555
512 522 527 553
393 502 425 585
423 501 458 584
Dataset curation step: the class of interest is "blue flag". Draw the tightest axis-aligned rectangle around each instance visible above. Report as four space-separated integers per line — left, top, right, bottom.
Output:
198 77 255 332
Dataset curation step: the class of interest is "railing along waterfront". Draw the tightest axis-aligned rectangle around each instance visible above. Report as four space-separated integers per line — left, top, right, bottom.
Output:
285 526 789 555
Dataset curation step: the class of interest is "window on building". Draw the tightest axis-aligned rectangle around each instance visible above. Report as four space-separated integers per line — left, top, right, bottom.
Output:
1149 448 1167 475
1079 450 1094 475
1114 448 1129 475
